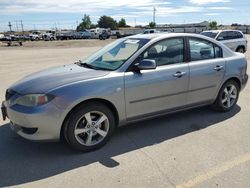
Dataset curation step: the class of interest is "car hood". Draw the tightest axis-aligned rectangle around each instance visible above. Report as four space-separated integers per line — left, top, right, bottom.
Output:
10 64 110 94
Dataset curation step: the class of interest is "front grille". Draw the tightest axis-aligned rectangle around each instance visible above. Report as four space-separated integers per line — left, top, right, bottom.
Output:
5 89 16 101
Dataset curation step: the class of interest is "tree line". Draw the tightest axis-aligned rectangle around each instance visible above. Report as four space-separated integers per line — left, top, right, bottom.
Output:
76 14 218 31
76 14 130 31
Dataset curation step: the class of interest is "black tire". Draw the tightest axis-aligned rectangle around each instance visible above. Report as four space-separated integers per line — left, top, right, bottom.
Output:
236 46 245 53
212 80 240 112
63 102 115 152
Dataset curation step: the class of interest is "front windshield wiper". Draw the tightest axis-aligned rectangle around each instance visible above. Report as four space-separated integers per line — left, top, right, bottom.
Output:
76 60 112 71
75 60 98 70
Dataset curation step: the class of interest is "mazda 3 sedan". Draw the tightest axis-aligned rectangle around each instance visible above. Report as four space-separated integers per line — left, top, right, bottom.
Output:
1 33 248 151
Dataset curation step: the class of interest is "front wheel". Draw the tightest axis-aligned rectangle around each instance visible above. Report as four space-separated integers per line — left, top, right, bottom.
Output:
64 102 115 151
212 80 239 112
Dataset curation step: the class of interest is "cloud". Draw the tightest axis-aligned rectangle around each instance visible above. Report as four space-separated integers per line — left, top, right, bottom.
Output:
189 0 230 5
209 6 233 10
204 13 221 16
0 0 171 14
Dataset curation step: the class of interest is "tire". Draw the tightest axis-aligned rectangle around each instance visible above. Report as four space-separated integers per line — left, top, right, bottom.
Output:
212 80 240 112
236 46 245 53
63 102 115 151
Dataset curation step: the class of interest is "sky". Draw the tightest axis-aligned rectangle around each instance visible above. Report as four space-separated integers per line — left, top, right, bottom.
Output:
0 0 249 31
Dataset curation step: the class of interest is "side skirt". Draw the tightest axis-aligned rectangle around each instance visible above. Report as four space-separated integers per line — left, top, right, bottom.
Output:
125 100 213 124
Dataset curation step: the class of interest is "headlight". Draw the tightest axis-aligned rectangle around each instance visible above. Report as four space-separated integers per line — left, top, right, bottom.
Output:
15 94 55 107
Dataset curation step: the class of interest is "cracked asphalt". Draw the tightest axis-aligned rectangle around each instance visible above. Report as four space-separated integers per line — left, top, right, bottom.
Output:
0 37 250 188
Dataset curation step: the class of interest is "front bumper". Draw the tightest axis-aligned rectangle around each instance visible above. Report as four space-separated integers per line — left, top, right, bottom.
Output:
2 100 64 141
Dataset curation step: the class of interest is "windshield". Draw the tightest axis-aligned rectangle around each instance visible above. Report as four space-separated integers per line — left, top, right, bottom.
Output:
200 31 219 39
82 38 150 70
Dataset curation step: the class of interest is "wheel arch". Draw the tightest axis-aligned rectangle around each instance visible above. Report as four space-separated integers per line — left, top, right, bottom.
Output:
236 45 246 52
222 77 241 90
60 98 119 140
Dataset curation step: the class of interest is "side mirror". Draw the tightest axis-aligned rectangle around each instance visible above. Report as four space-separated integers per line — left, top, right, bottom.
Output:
137 59 156 70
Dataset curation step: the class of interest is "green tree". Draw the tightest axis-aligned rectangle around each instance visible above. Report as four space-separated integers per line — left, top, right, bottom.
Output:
76 14 92 31
118 18 127 27
149 21 156 28
209 21 218 29
97 15 117 30
90 24 97 29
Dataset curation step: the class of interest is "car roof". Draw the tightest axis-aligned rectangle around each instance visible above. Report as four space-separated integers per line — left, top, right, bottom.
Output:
128 32 211 40
202 29 243 33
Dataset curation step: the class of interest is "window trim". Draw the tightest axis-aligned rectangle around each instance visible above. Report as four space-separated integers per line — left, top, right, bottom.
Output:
187 37 223 62
126 36 188 72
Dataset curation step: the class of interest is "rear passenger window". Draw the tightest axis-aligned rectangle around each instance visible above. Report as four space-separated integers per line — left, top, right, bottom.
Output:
189 38 222 61
143 38 184 66
217 31 232 40
235 31 243 39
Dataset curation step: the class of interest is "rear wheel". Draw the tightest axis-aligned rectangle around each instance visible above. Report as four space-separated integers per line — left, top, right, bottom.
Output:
64 102 115 151
236 46 245 53
212 80 239 112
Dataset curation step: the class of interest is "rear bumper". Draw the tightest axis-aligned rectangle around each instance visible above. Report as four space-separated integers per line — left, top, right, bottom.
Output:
241 74 248 90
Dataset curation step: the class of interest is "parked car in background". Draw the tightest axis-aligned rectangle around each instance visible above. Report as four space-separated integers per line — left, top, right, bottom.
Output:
43 33 56 41
73 31 92 39
2 33 248 151
143 29 159 34
200 30 247 53
29 31 43 41
90 28 111 39
0 34 28 46
56 32 74 40
99 30 110 40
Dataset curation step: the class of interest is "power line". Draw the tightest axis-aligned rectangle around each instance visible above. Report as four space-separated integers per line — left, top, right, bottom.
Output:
20 20 24 32
15 20 19 31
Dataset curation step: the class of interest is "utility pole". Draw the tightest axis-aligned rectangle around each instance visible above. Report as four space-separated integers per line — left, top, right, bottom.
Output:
153 7 156 24
8 21 12 32
20 20 24 32
15 20 19 31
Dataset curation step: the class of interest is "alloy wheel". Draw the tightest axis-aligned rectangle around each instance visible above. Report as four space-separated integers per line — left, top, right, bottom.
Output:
74 111 109 146
221 84 237 108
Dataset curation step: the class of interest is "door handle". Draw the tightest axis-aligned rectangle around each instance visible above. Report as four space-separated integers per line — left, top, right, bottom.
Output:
214 65 223 71
173 71 186 78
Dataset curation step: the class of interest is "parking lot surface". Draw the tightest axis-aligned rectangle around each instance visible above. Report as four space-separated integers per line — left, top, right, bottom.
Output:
0 37 250 188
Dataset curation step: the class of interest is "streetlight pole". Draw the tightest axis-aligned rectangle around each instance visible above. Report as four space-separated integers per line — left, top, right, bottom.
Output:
153 7 156 24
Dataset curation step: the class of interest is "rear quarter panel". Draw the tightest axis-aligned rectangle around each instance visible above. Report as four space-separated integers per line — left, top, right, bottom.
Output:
223 53 247 90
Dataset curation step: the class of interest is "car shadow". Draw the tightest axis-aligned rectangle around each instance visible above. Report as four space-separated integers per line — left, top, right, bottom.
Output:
0 105 241 187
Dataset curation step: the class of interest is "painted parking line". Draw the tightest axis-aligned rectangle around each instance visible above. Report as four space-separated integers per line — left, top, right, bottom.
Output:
176 152 250 188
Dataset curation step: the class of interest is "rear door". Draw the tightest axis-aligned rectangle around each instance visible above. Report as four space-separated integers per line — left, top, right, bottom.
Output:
124 37 189 120
187 37 225 105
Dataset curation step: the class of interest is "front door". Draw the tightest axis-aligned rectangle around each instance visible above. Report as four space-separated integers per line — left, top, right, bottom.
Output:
124 37 189 120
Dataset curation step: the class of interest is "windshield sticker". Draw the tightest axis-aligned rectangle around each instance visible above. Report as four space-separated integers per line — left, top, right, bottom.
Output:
124 39 140 44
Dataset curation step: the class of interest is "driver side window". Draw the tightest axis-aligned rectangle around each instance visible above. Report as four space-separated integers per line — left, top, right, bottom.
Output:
142 38 184 66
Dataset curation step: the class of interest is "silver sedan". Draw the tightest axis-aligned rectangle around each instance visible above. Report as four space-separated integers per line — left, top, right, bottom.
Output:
1 33 248 151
